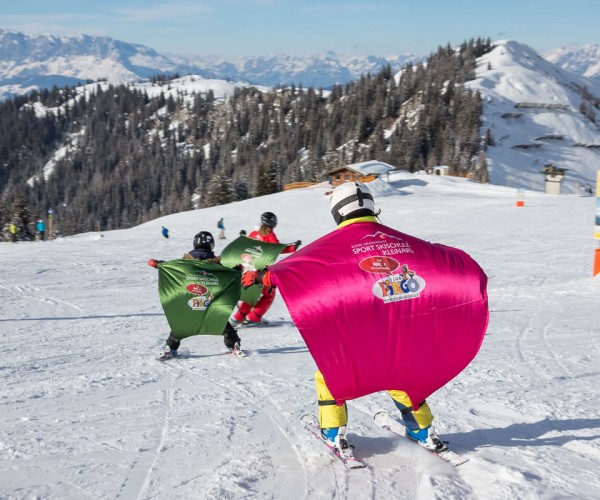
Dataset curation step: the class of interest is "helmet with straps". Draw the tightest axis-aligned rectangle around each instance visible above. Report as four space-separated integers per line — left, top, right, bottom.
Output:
260 211 278 228
193 231 215 251
330 182 377 225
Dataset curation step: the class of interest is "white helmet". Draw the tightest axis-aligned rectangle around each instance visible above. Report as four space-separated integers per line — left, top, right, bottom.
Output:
330 182 377 225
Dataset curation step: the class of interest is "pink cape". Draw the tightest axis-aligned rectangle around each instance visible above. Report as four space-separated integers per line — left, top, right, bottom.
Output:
269 222 489 405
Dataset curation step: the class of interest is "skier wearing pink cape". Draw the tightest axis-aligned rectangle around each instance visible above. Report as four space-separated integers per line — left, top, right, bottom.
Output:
242 182 489 457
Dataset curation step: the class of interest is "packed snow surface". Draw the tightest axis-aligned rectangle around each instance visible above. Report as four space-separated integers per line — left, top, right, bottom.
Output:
1 172 599 499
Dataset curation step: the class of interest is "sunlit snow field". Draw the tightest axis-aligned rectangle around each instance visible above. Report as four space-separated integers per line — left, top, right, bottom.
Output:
1 172 599 499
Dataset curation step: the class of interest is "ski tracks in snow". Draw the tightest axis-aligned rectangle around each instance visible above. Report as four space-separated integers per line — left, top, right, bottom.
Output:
516 314 591 389
134 372 174 500
142 348 384 499
142 353 311 498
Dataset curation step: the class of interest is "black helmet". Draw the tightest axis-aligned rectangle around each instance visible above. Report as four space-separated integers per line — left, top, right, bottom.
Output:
193 231 215 251
260 212 277 228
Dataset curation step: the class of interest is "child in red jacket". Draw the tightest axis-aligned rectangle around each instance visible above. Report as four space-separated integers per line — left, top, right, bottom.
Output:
231 212 300 325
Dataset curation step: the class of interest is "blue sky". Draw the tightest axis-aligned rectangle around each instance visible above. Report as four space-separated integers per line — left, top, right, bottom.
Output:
2 0 599 58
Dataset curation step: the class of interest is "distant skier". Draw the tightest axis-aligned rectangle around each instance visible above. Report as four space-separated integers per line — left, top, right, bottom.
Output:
230 212 301 326
149 231 242 359
217 218 226 239
9 222 17 242
161 226 169 239
36 219 46 241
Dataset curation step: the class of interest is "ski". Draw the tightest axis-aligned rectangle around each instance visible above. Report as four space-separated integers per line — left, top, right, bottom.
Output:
156 346 190 361
301 414 366 469
373 411 469 467
227 344 247 357
231 319 292 329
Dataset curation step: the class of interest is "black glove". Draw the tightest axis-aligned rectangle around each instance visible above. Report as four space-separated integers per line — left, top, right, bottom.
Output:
240 230 247 236
293 240 302 250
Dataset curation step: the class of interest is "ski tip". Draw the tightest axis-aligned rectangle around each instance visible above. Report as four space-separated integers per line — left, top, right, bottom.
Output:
344 459 367 469
439 451 470 467
156 346 191 361
300 413 318 426
227 347 247 357
373 410 392 426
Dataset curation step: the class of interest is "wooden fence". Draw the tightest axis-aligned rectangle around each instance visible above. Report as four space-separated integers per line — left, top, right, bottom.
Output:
283 182 319 191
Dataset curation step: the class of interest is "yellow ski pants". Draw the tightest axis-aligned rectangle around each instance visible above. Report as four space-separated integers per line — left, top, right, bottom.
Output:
315 370 434 432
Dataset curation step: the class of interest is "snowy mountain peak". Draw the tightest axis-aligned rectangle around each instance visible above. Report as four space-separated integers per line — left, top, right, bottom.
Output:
0 28 419 100
544 43 600 80
0 27 180 89
467 40 600 193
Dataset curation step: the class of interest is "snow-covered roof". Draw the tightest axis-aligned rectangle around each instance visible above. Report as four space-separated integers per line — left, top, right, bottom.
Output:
330 160 396 175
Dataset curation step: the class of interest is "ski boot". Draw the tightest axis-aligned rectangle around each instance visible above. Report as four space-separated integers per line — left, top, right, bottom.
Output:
223 325 241 350
406 425 449 453
159 346 178 360
322 426 354 459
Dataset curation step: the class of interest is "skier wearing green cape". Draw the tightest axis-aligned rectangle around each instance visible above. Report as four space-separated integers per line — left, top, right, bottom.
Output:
148 231 243 359
221 212 301 326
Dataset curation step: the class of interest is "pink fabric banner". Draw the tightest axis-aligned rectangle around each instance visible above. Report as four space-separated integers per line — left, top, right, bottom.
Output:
269 221 489 405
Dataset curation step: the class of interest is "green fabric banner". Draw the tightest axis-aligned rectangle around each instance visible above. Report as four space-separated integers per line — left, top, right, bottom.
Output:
157 259 241 340
220 235 288 306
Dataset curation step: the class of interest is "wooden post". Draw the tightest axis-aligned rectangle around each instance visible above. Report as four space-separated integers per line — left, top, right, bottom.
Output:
47 208 54 239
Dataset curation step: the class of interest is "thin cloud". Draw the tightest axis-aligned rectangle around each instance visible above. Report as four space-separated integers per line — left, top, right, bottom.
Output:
111 2 214 22
2 14 115 37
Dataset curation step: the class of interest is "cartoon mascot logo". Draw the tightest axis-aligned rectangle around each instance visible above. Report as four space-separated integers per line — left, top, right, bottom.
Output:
359 256 426 303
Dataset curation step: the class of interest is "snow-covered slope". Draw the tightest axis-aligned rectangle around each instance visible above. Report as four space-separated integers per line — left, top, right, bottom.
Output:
468 40 600 193
1 173 598 499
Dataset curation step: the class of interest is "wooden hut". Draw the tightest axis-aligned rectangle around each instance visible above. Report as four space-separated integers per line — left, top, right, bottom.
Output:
329 160 395 187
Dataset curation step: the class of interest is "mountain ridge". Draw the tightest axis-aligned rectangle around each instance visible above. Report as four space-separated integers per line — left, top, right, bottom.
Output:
0 27 418 99
3 27 599 100
468 40 600 192
544 43 600 81
1 36 599 240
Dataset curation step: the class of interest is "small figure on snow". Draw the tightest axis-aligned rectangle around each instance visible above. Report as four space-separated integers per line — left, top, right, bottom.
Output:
242 182 489 460
217 218 226 239
231 212 301 326
36 219 46 241
149 230 241 359
9 222 17 242
161 226 169 239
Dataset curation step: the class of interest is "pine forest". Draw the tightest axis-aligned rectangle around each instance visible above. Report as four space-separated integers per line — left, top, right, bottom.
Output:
0 38 492 240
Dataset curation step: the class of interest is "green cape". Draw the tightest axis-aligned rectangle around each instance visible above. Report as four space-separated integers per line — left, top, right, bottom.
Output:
157 259 241 341
220 235 289 306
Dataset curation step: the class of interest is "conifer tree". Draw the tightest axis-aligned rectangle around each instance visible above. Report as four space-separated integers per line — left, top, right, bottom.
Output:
10 191 34 241
203 174 234 207
254 163 279 197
